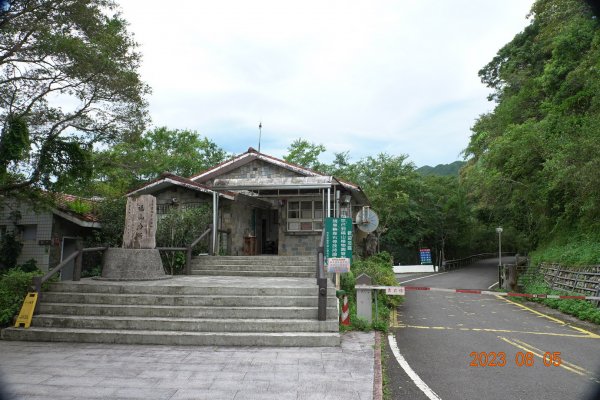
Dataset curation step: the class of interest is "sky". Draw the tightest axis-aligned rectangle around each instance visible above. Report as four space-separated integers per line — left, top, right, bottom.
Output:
117 0 535 167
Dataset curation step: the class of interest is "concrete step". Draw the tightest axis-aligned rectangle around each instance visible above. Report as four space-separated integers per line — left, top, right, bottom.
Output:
191 264 314 272
40 292 338 308
46 282 328 297
37 303 339 320
1 327 341 347
193 260 315 267
32 315 339 333
191 270 315 278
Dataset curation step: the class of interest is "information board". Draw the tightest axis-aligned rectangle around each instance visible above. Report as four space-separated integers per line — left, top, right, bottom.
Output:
419 248 432 265
325 217 353 272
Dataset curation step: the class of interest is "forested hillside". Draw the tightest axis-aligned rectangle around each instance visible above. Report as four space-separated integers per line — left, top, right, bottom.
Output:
416 161 465 177
463 0 600 264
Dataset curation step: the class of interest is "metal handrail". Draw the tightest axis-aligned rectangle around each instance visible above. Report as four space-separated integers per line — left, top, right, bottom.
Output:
157 225 213 275
443 252 516 271
32 244 108 294
186 226 212 275
316 229 327 321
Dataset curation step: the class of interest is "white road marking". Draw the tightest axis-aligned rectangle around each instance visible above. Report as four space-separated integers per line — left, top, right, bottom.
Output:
388 334 442 400
398 272 449 284
488 282 499 289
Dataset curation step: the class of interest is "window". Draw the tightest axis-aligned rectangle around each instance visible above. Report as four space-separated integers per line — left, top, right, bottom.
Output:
19 224 37 241
287 200 323 231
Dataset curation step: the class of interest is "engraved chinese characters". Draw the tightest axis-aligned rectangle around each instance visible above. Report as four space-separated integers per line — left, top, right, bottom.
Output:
122 195 157 249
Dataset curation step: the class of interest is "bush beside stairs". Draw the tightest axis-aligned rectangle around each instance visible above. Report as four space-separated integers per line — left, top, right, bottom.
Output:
1 256 340 347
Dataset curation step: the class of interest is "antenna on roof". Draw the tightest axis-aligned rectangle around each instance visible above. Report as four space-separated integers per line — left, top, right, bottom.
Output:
258 122 262 153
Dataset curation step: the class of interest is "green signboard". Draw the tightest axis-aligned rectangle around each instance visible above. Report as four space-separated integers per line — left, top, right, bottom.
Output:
325 217 353 272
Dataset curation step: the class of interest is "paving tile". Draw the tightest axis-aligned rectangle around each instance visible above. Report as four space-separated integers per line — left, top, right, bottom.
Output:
168 389 237 400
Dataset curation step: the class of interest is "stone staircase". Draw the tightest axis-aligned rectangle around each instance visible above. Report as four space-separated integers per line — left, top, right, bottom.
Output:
191 255 315 278
1 256 340 347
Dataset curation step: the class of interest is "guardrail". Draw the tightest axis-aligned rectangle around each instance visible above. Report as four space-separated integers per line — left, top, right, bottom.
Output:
316 229 327 321
443 252 516 271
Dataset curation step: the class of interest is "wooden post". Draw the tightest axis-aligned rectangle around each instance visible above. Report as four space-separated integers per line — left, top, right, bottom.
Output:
185 247 192 275
73 240 83 281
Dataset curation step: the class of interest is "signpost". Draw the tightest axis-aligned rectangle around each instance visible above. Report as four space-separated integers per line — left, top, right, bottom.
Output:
325 217 353 273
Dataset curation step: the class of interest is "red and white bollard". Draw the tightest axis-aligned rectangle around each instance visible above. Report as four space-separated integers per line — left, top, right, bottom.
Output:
340 294 350 326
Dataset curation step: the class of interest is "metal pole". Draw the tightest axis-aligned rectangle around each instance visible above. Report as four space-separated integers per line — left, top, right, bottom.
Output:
327 188 331 218
496 227 503 267
212 192 218 255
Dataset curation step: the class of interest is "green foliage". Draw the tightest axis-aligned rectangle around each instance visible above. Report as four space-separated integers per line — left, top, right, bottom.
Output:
283 138 326 170
0 115 29 171
67 198 93 215
0 0 149 197
89 196 127 247
156 205 212 274
339 252 402 332
463 0 600 251
416 161 466 177
0 231 22 272
0 268 43 327
16 259 39 273
80 127 228 197
531 232 600 266
523 276 600 325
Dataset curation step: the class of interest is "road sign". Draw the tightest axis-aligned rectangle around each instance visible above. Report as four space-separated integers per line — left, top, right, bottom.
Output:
385 286 406 296
325 217 353 272
419 248 432 265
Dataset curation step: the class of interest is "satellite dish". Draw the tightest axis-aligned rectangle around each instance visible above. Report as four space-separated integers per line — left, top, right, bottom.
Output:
355 206 379 233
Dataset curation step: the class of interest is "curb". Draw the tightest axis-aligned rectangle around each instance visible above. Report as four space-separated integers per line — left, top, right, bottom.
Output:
373 331 383 400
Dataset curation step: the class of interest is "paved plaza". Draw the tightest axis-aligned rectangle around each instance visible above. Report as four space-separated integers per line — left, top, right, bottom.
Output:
0 332 374 400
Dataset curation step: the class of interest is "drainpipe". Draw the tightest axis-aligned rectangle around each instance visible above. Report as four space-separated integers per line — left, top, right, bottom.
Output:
212 192 218 255
327 187 331 218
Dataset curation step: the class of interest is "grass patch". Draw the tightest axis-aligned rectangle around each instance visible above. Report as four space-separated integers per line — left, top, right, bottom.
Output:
522 276 600 325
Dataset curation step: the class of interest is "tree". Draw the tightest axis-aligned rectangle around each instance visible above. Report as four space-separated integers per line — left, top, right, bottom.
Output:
0 0 149 197
463 0 600 251
81 127 228 197
283 138 326 171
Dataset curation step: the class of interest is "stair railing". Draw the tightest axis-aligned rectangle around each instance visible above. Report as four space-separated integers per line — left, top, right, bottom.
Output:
157 225 213 275
316 229 327 321
31 243 107 295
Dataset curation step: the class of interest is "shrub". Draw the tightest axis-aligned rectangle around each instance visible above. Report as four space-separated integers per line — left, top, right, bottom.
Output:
339 251 402 332
0 268 43 327
16 259 39 273
0 232 23 272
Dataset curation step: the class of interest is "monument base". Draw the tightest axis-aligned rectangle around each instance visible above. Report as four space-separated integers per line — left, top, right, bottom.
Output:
95 248 172 281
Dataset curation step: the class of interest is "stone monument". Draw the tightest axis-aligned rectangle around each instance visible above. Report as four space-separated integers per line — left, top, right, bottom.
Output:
97 195 170 280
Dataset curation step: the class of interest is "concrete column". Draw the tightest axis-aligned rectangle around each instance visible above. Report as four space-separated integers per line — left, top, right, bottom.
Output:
356 273 372 323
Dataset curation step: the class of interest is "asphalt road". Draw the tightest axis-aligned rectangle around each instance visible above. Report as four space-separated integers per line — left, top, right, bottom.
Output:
386 258 600 400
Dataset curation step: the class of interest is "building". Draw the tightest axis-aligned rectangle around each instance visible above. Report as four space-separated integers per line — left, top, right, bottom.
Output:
129 147 370 256
0 194 100 276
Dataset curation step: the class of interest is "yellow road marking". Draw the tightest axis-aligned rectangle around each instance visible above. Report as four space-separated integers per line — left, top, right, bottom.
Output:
497 296 600 339
498 336 600 383
392 323 593 338
511 338 591 375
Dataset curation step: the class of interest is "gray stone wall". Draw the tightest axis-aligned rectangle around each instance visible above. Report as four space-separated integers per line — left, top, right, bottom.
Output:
152 187 212 214
207 160 302 186
221 200 254 256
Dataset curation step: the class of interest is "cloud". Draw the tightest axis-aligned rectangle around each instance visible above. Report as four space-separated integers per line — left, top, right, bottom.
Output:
119 0 534 166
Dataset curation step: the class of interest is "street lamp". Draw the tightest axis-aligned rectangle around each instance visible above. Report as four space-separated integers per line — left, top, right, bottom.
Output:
495 227 503 267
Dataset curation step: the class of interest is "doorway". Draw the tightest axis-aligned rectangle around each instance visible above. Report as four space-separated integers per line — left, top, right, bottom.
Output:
60 237 78 281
